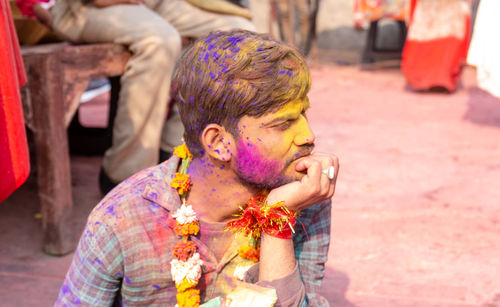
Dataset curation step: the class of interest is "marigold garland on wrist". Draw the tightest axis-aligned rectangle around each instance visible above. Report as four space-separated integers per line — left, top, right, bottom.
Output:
226 193 297 269
226 195 297 240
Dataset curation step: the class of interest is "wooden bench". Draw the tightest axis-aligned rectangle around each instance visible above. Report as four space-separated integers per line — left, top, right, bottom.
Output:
21 43 130 255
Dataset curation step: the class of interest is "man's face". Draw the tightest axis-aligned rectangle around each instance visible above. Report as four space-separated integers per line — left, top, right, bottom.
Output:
232 98 315 190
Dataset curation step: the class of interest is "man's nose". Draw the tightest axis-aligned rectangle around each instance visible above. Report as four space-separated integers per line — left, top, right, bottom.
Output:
294 116 315 145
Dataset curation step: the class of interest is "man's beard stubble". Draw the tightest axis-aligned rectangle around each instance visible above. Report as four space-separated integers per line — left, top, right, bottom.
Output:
234 138 314 190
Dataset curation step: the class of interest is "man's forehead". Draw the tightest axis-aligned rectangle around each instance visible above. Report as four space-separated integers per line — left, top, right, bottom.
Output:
270 97 310 116
238 97 310 127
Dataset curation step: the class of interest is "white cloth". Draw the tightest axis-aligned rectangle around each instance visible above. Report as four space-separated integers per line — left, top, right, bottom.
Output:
467 0 500 98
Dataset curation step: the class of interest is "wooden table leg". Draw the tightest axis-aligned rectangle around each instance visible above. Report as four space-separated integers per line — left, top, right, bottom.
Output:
25 52 75 256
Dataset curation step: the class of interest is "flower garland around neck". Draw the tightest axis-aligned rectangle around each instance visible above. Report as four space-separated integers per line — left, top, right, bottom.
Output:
170 144 297 306
170 144 202 307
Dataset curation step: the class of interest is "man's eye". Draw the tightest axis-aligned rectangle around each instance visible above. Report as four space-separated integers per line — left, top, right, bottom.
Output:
275 120 292 130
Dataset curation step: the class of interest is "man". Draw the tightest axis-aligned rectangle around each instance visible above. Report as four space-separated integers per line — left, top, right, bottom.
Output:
56 30 339 306
49 0 255 194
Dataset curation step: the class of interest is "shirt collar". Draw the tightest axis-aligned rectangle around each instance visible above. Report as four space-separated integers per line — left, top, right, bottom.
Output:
142 155 182 212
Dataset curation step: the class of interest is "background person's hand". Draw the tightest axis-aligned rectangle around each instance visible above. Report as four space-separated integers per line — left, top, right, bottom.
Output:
266 152 339 212
32 4 52 28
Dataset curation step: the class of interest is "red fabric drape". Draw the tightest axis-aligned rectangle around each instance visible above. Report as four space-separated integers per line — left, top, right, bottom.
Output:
401 0 470 91
0 0 30 202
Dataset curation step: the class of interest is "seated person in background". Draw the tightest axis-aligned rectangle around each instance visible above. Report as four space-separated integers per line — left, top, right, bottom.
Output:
55 30 339 306
49 0 255 194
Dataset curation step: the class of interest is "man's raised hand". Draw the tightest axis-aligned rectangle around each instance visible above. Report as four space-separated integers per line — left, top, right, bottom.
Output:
267 153 339 212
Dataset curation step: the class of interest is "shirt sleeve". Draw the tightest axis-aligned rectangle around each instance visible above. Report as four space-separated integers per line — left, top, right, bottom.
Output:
293 200 332 307
244 263 305 307
54 216 123 306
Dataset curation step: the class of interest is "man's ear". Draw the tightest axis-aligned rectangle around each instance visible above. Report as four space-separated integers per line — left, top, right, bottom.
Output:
200 124 234 162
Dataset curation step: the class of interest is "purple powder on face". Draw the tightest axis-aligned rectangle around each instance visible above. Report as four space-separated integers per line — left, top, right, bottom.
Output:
234 138 288 189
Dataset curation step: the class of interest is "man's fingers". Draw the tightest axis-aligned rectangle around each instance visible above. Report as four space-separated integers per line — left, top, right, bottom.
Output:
296 157 322 183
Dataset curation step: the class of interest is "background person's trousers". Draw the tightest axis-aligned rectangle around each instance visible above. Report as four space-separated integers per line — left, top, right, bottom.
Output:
51 0 255 182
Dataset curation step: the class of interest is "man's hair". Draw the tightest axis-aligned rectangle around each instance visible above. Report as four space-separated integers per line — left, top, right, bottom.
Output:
171 29 311 157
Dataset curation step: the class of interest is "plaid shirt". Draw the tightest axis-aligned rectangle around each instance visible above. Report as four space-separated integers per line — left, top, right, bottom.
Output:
55 156 331 306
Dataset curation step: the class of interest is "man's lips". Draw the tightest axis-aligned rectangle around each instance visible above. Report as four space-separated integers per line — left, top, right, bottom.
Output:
291 148 314 163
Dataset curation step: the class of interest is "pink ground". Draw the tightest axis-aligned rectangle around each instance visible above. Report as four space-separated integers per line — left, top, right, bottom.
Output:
1 65 499 306
310 66 500 306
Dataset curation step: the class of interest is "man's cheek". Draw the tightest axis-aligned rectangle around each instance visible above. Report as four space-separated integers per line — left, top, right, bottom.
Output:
235 139 283 181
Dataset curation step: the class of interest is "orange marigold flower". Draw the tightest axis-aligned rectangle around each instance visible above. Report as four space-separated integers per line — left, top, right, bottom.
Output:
173 241 197 261
177 288 200 307
171 172 192 195
176 278 197 292
173 144 193 160
238 245 260 262
175 221 200 236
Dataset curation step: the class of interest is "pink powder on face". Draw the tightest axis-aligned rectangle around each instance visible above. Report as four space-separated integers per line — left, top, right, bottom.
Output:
234 138 289 189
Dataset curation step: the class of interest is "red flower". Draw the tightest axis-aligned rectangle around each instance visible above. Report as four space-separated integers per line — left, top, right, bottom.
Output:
173 240 197 262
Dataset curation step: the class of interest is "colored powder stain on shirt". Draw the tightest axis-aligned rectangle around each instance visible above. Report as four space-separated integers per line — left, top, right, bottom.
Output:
95 257 104 267
125 276 131 284
152 285 161 290
106 205 116 216
149 192 158 201
61 284 70 295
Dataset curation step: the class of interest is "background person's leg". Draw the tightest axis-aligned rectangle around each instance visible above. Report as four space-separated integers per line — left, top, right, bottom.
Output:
77 5 181 184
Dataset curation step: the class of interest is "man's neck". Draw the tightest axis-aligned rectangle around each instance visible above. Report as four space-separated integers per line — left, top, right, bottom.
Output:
186 156 258 223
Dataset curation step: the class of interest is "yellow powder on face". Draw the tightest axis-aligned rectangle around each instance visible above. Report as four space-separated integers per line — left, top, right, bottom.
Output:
272 97 310 117
257 97 312 152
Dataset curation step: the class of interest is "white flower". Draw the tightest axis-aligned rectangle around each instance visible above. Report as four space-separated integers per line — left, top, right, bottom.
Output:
170 252 204 285
172 205 198 225
233 264 253 281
